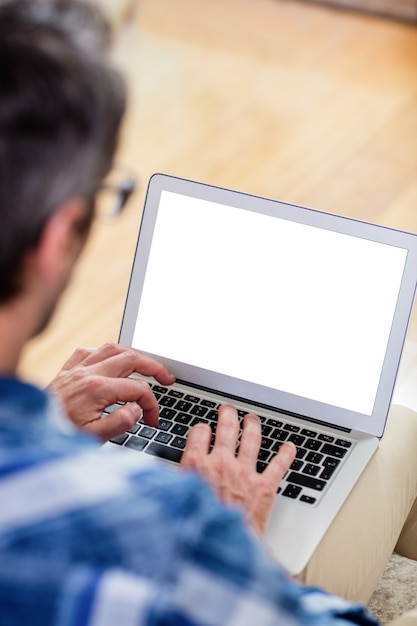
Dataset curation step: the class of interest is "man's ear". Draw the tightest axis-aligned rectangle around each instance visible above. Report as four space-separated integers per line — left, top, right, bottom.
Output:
31 199 92 285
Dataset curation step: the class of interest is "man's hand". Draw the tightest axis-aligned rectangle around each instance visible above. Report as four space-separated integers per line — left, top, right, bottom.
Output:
47 343 175 441
181 404 296 535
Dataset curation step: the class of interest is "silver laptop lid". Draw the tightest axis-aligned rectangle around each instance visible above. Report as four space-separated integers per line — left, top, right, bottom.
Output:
120 174 417 438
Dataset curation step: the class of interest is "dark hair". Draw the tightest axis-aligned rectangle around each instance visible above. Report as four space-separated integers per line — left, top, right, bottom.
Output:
0 0 126 302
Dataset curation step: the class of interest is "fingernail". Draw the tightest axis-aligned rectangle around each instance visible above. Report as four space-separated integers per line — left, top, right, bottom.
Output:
245 413 260 425
130 402 142 420
285 441 297 454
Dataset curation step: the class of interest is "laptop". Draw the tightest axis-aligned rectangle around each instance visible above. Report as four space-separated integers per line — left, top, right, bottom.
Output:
105 173 417 575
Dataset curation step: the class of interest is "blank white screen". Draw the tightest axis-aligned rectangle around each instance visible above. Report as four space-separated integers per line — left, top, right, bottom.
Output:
133 191 407 415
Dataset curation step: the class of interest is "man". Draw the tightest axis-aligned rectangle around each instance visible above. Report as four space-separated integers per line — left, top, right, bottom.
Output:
0 0 405 623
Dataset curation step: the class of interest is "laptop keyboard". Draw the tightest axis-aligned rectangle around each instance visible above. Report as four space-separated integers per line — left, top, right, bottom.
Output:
107 383 353 506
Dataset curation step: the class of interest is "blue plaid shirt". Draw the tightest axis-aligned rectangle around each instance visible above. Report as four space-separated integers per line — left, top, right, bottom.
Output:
0 376 378 626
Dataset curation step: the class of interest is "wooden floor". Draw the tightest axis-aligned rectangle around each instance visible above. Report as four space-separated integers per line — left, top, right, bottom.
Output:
20 0 417 387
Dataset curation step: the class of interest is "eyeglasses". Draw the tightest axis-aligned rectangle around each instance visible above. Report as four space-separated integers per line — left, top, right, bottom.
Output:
95 163 138 220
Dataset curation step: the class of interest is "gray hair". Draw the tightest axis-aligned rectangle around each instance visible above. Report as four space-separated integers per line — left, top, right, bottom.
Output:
0 0 126 301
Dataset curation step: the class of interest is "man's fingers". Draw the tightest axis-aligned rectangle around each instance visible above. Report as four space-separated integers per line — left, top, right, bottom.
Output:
237 413 262 466
80 344 175 385
213 405 240 453
73 343 127 367
101 377 161 427
181 423 212 468
58 347 96 371
264 441 297 484
85 403 141 441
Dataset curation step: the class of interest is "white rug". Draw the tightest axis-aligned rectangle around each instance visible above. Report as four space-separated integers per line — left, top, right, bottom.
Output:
368 553 417 624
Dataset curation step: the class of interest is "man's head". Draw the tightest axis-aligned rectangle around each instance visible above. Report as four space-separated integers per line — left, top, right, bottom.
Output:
0 0 126 310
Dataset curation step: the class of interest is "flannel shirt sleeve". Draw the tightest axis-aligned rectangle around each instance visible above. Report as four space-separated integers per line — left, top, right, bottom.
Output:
0 444 379 626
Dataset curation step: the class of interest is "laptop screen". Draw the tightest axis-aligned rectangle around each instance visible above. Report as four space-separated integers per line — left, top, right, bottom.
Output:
120 175 417 436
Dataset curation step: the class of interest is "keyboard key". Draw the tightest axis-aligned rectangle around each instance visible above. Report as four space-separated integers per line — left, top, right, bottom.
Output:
160 407 176 420
306 452 323 464
257 461 267 473
191 417 209 427
172 436 187 449
304 438 321 451
174 412 192 425
110 432 129 445
272 428 288 441
302 463 320 477
139 426 156 439
168 389 184 398
295 447 307 459
261 424 273 437
184 394 200 403
284 424 300 433
318 434 334 443
174 400 192 412
206 409 218 421
152 385 168 394
201 399 216 408
261 436 274 449
125 436 148 452
300 495 316 504
335 439 352 448
290 459 303 471
321 443 347 459
282 484 302 499
288 434 305 447
159 396 176 408
190 405 208 417
323 457 341 469
158 419 173 431
171 423 188 436
320 457 341 480
155 432 172 444
267 418 283 428
301 429 317 438
127 423 140 434
287 471 326 491
145 441 183 463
